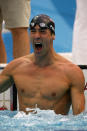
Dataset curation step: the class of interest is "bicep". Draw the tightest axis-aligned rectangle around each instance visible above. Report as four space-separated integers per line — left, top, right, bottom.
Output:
0 75 14 93
69 65 85 115
71 84 85 115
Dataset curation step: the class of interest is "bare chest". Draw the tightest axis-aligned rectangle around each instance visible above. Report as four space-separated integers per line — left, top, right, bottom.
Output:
13 68 70 99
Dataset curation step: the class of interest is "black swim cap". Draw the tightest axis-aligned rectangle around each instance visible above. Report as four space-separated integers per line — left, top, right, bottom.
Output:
30 14 55 34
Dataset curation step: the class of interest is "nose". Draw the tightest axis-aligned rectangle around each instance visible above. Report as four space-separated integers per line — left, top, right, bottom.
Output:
34 31 41 39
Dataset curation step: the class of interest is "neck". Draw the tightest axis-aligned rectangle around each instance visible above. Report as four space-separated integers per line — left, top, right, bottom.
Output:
34 48 58 67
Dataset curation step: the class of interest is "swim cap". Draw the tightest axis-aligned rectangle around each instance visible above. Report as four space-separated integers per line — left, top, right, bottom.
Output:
30 14 55 34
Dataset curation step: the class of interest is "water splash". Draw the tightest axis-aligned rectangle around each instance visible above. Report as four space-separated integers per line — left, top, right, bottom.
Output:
0 109 87 130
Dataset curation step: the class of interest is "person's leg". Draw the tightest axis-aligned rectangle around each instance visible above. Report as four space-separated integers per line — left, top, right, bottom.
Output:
0 32 7 63
10 28 30 59
0 6 7 63
2 0 31 59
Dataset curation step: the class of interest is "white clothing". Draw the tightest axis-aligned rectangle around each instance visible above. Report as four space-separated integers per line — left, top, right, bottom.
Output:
72 0 87 65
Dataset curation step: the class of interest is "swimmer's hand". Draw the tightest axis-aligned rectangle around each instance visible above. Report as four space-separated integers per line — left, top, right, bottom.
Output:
25 108 37 114
0 75 14 93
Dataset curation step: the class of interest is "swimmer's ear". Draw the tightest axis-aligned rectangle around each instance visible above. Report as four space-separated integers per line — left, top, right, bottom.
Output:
52 34 55 40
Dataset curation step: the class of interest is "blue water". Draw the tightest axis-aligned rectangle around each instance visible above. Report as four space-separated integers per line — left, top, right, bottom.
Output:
0 108 87 131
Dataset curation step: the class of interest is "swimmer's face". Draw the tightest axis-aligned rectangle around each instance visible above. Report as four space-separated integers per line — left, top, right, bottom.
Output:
30 25 55 56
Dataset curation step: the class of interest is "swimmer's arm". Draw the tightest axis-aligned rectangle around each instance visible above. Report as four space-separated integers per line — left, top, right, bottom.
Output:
71 85 85 115
70 69 85 115
0 75 14 93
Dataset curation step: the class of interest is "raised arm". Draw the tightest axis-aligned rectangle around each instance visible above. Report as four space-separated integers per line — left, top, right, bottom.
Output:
70 67 85 115
0 75 14 93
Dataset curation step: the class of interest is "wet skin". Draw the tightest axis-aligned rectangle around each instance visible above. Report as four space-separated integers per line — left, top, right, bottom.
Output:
0 25 85 115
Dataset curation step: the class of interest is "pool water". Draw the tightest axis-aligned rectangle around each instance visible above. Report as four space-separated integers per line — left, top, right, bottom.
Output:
0 108 87 131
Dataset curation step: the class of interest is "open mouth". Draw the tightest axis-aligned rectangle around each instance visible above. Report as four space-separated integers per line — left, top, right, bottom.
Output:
35 43 43 52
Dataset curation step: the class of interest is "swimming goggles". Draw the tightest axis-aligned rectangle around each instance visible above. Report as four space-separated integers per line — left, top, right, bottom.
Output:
30 22 55 34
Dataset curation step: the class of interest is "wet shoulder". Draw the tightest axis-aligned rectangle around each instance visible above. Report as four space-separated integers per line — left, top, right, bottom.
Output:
56 54 84 82
1 54 34 75
62 60 85 87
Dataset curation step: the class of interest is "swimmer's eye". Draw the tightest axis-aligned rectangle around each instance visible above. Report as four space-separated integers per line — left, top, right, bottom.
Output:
30 29 47 34
39 29 47 33
31 29 36 33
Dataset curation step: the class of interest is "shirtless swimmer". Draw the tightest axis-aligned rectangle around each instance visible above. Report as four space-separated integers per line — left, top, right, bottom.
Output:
0 14 85 115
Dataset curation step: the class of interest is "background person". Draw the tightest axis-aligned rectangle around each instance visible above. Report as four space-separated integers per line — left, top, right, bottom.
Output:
72 0 87 65
0 0 31 63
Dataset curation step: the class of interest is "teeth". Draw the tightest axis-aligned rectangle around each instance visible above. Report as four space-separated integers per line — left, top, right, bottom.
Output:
35 43 41 45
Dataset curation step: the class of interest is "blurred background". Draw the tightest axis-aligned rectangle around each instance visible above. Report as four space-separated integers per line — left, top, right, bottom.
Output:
2 0 76 63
